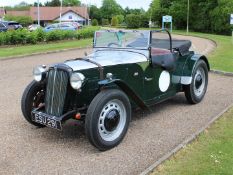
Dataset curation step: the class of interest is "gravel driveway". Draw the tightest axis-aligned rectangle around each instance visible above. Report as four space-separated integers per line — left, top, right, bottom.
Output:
0 36 232 175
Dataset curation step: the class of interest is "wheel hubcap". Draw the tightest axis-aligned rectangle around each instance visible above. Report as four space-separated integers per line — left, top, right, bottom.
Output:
98 99 126 142
104 109 120 132
195 74 203 89
194 67 206 97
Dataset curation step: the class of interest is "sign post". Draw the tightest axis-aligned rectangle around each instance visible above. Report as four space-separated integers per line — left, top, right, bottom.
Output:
231 14 233 44
162 15 173 32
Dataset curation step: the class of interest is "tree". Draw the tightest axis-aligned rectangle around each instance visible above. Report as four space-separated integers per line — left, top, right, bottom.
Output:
111 16 119 26
148 0 162 25
100 0 123 20
44 0 61 6
116 15 124 24
4 15 33 27
125 14 141 28
102 19 109 26
34 2 43 7
92 19 98 26
90 5 101 23
209 0 233 34
63 0 81 6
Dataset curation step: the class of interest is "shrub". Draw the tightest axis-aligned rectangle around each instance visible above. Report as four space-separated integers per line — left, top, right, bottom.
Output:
0 26 100 46
116 15 124 24
111 16 119 26
26 32 37 44
125 14 141 28
102 19 109 26
46 30 62 41
77 26 100 39
35 28 46 42
92 19 98 26
140 14 149 28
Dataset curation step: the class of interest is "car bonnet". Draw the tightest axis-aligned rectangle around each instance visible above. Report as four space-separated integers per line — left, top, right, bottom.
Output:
64 49 149 71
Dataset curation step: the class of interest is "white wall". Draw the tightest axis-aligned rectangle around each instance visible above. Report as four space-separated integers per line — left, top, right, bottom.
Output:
55 11 85 22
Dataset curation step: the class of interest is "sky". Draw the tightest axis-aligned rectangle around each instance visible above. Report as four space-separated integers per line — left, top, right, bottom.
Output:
0 0 152 10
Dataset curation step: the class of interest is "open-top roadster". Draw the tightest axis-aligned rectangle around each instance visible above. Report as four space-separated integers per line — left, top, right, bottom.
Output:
21 30 209 150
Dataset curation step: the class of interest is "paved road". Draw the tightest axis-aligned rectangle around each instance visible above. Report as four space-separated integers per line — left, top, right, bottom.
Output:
0 36 232 175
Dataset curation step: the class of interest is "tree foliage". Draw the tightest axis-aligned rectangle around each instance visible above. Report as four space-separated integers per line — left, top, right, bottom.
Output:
111 16 119 26
92 19 98 26
100 0 123 20
148 0 233 35
4 15 33 27
125 14 141 28
116 15 124 24
44 0 61 6
63 0 81 6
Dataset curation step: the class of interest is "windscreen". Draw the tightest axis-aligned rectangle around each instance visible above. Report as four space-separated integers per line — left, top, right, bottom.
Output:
94 30 150 49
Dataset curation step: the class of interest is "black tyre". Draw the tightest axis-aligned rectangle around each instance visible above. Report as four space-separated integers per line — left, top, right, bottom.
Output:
21 81 45 127
85 89 131 151
184 60 208 104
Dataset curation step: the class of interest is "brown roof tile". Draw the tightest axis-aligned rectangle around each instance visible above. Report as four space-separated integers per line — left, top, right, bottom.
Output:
6 10 30 16
30 7 89 21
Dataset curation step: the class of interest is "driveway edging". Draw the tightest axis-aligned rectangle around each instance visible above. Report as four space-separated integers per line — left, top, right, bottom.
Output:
210 69 233 77
140 103 233 175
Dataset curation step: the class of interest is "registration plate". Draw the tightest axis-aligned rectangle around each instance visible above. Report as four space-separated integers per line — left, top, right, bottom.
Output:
32 111 62 130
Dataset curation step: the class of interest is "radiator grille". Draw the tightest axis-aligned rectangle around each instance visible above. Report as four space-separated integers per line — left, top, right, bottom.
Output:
45 68 69 117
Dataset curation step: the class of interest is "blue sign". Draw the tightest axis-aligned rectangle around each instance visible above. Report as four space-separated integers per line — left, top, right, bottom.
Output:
163 16 172 23
162 15 173 32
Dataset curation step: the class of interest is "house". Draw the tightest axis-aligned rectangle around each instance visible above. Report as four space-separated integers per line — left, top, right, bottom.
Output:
6 7 89 26
0 8 6 21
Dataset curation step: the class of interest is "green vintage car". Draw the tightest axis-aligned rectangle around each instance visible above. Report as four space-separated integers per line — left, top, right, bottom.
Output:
21 30 209 150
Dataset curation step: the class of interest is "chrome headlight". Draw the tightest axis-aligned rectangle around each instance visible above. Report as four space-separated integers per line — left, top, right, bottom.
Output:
70 73 85 90
33 65 46 82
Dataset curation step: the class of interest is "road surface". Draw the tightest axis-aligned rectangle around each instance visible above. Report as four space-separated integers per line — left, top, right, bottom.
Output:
0 35 232 175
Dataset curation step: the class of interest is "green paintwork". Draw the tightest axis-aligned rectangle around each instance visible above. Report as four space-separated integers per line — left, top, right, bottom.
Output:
44 30 209 111
73 52 200 109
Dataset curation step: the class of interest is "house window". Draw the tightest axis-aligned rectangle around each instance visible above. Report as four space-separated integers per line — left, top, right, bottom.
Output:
69 15 72 19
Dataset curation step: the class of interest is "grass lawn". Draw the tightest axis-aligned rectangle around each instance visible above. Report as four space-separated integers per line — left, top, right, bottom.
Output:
151 107 233 175
173 31 233 73
0 38 92 59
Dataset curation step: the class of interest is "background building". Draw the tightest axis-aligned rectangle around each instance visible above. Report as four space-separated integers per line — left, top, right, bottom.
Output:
5 6 89 26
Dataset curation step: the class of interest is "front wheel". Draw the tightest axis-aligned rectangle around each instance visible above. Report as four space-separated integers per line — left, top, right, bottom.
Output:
184 60 208 104
85 89 131 151
21 81 45 127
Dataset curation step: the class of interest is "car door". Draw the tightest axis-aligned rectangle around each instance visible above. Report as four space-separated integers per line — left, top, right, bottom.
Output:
143 31 176 103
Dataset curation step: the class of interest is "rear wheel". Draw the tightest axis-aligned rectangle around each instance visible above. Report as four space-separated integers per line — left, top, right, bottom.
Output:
21 81 45 127
85 89 131 151
184 60 208 104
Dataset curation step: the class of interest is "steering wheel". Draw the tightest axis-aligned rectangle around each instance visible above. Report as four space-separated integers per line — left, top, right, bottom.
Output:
108 42 120 47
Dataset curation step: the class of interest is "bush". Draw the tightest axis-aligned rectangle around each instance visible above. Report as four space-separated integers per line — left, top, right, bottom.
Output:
35 28 46 42
111 16 119 26
102 19 109 26
77 27 99 39
116 15 124 25
46 30 62 41
92 19 98 26
140 14 149 28
125 14 141 28
0 26 100 46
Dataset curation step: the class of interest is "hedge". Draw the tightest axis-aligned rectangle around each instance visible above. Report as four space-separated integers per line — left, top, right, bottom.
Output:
0 26 100 46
